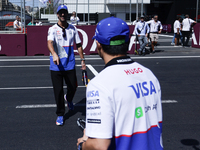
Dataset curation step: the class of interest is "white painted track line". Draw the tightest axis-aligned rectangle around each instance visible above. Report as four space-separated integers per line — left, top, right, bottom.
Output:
0 86 85 90
0 55 200 62
162 100 178 103
86 64 99 76
16 100 178 109
0 65 49 68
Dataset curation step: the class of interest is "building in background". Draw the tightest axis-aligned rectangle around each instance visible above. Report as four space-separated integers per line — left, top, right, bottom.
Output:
64 0 150 22
25 6 31 13
40 0 199 25
146 0 198 24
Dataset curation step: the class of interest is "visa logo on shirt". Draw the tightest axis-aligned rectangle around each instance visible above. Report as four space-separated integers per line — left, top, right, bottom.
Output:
129 81 156 99
87 90 99 98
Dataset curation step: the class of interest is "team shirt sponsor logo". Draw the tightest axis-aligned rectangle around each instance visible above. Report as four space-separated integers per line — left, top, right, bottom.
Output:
135 107 143 118
56 30 61 35
87 90 99 98
135 104 157 119
87 99 100 105
117 58 132 63
87 112 101 116
87 106 101 110
129 81 156 99
145 104 157 113
87 119 101 124
124 68 143 75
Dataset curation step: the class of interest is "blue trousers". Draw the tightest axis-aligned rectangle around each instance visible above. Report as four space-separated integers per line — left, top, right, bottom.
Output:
138 35 148 53
172 31 183 43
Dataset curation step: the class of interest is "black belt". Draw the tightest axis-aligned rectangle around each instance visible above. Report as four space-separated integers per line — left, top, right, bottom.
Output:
150 32 158 34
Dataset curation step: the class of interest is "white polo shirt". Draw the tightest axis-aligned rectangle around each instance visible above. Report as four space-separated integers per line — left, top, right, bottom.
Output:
86 56 163 150
146 20 163 33
182 18 195 31
134 21 150 35
70 16 80 25
173 20 180 33
47 23 81 71
13 20 19 28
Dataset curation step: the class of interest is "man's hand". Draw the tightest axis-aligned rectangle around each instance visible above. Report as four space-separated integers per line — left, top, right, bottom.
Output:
145 33 148 37
77 129 88 147
158 30 161 34
137 34 140 37
81 60 86 70
53 53 59 65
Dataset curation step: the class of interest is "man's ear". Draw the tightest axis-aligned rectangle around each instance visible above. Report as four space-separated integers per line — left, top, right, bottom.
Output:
96 40 102 50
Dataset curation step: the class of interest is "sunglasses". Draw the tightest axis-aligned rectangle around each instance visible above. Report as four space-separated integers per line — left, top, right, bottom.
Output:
62 28 66 37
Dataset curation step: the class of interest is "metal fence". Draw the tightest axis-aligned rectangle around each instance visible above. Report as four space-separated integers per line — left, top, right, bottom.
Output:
0 0 199 33
0 0 26 33
0 0 56 33
63 0 146 25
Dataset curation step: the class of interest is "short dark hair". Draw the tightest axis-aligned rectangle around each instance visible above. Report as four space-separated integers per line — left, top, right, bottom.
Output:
185 14 189 18
100 35 129 56
177 16 181 20
154 15 158 18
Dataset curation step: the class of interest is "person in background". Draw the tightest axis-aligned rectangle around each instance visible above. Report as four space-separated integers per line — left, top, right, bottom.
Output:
47 5 86 126
134 15 150 56
146 15 162 53
13 15 20 29
173 16 182 47
36 20 42 26
28 20 35 26
182 14 196 47
171 17 183 45
70 11 80 25
18 18 24 28
77 16 163 150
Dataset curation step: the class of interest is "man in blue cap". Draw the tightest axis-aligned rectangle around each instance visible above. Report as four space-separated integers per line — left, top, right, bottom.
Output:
47 4 86 126
77 17 163 150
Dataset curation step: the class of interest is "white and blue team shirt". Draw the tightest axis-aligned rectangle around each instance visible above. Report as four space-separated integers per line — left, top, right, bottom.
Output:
146 20 163 33
86 56 163 150
47 23 81 71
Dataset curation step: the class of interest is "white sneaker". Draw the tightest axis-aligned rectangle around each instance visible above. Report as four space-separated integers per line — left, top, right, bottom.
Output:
171 43 175 45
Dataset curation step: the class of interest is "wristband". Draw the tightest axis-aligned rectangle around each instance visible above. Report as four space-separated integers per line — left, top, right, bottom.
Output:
81 58 85 61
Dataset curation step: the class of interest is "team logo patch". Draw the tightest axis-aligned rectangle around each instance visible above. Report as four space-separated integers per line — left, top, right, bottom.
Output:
57 30 61 35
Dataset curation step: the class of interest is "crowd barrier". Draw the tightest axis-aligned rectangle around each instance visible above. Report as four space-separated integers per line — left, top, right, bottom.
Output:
0 34 26 56
1 23 192 56
192 23 200 48
162 24 172 33
26 25 137 56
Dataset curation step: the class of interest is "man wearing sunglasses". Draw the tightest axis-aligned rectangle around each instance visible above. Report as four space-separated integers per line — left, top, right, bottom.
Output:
47 4 86 126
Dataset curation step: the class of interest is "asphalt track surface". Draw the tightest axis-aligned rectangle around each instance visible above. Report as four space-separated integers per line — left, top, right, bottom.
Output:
0 34 200 150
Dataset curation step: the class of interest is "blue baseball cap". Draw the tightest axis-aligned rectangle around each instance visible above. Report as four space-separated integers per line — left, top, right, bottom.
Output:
57 5 68 13
92 17 130 45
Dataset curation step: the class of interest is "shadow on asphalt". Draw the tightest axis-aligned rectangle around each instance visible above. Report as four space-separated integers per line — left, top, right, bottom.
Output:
63 98 86 121
181 139 200 150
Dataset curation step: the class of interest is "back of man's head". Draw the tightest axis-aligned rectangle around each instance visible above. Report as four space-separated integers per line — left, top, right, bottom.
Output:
92 17 130 56
177 16 181 20
185 14 189 18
